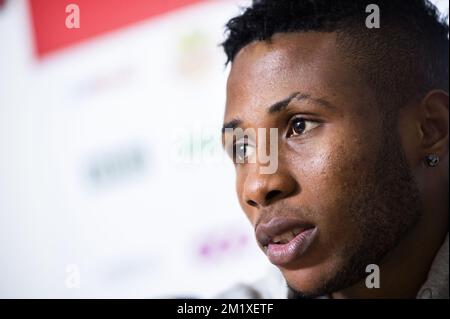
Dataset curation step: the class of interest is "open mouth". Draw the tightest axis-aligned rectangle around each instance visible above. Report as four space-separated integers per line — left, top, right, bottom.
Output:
256 218 317 266
267 227 306 246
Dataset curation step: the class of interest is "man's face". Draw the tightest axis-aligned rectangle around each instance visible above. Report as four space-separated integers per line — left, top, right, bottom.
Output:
223 32 422 297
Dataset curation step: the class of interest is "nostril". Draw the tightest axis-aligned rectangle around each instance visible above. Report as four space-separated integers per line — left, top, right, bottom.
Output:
247 190 283 208
247 199 258 207
265 190 282 202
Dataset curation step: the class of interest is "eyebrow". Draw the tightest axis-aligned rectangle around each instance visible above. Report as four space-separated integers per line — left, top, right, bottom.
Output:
221 118 242 134
221 91 334 134
268 92 334 113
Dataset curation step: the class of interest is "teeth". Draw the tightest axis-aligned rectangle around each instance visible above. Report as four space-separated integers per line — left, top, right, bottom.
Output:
292 227 302 236
272 230 298 244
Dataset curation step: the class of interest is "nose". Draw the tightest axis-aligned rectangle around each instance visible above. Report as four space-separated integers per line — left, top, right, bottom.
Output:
243 165 297 209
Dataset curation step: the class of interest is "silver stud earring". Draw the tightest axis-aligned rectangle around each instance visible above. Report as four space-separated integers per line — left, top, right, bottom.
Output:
426 154 440 167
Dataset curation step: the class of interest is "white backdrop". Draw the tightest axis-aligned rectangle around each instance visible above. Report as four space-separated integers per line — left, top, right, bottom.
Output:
0 0 448 298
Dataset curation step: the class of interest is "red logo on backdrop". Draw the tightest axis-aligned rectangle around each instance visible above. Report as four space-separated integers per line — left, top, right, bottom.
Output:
28 0 204 58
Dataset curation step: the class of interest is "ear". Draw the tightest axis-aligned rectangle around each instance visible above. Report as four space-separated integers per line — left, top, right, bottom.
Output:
417 90 449 162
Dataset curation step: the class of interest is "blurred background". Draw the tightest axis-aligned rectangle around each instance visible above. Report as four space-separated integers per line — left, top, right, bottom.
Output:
0 0 448 298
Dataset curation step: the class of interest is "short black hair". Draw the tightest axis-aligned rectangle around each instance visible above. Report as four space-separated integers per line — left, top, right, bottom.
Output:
222 0 449 110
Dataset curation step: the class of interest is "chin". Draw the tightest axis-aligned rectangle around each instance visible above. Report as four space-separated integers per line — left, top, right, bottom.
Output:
281 259 344 298
283 267 324 295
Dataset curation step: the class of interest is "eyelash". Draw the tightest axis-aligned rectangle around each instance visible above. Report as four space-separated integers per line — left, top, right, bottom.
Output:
232 138 254 164
227 116 321 164
286 116 321 138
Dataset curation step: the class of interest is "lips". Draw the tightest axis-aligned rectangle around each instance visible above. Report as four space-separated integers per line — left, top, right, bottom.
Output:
256 217 317 266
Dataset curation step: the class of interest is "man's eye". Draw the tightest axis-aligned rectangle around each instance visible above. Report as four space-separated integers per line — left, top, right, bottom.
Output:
289 117 320 137
234 142 255 163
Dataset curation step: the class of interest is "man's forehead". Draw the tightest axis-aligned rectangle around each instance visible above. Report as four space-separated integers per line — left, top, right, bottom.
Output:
225 32 341 114
228 32 338 78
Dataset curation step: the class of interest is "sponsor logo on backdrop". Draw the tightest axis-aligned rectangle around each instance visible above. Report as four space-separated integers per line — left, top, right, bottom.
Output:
176 31 212 79
86 145 149 189
193 225 253 264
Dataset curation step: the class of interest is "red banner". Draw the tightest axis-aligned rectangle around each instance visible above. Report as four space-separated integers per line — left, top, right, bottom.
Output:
28 0 204 58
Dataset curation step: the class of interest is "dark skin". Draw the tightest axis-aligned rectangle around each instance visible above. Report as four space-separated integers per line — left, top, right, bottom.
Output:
222 32 449 298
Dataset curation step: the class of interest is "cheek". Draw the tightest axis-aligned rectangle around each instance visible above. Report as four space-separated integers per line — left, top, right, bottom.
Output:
288 128 376 236
235 171 253 221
